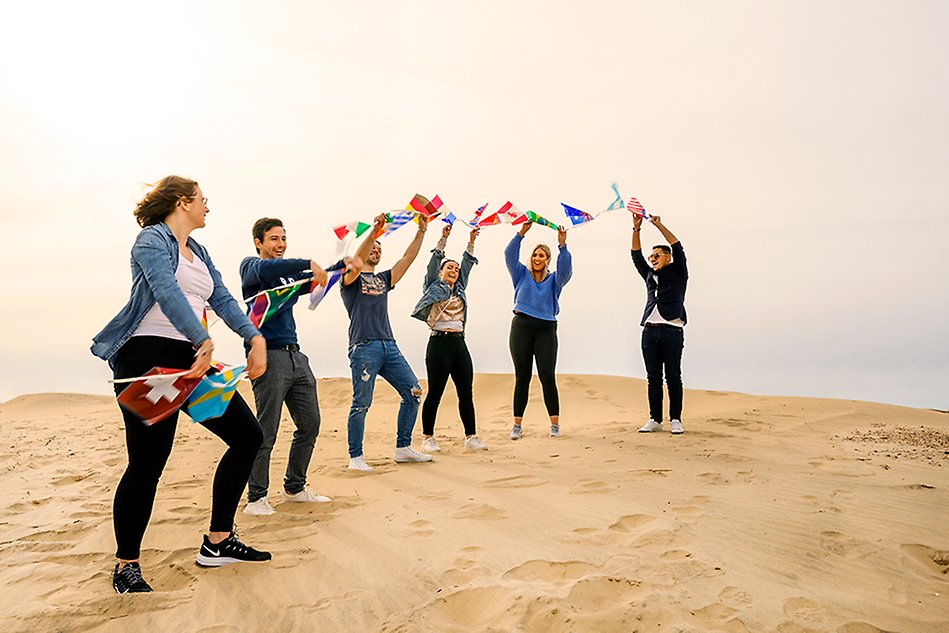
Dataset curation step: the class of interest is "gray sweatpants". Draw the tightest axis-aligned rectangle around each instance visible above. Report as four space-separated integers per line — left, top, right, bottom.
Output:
247 348 321 502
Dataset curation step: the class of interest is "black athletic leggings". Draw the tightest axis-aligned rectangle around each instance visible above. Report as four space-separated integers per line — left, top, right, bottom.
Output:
509 313 559 418
111 336 263 560
422 334 476 436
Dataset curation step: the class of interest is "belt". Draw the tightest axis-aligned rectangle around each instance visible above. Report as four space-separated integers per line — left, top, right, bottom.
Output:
431 330 464 338
269 343 301 351
644 323 681 330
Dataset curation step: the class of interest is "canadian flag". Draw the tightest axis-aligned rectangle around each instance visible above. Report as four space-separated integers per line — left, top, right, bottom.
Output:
117 367 202 426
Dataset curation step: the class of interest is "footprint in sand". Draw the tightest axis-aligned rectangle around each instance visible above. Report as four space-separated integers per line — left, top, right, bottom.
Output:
698 472 729 485
900 543 949 578
782 596 831 627
419 489 455 501
405 519 435 537
718 586 753 608
451 503 506 521
693 602 741 628
502 559 598 584
608 514 657 533
569 479 613 494
564 576 647 613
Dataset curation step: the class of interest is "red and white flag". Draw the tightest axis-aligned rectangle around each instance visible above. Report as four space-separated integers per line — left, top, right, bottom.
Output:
627 197 649 218
497 201 528 224
117 367 202 426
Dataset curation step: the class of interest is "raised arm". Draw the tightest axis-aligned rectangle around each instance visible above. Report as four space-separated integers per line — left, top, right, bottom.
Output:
650 215 679 246
425 223 450 287
390 215 429 286
457 227 480 290
554 227 572 290
343 213 386 286
630 213 650 280
504 222 531 283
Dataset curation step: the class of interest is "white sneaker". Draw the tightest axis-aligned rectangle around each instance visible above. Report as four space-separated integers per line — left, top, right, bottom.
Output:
510 424 522 440
393 446 433 463
421 437 440 452
464 436 487 451
348 456 374 472
638 419 662 433
549 424 560 437
285 488 332 503
670 420 684 435
243 498 276 515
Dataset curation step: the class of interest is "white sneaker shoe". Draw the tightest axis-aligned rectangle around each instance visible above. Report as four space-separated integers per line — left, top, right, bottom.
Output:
549 424 560 437
464 436 487 451
638 419 662 433
348 456 374 472
421 436 440 452
285 488 332 503
510 424 522 440
243 498 276 515
670 420 684 435
394 446 433 463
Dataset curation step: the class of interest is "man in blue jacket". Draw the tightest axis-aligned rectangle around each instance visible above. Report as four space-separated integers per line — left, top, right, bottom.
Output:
240 217 343 515
630 213 688 435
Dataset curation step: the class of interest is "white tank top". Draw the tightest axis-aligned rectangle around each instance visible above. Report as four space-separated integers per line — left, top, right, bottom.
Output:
133 252 214 341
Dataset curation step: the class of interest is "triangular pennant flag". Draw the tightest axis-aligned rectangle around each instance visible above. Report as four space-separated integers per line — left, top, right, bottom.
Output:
308 269 344 310
406 194 439 217
186 365 247 423
469 202 488 226
247 284 307 328
497 201 528 224
524 210 561 230
380 211 416 237
561 203 595 226
333 221 372 241
607 183 624 211
117 367 203 426
627 197 649 219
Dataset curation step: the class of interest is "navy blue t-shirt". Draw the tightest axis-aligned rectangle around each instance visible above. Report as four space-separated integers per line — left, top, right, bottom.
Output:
340 270 395 346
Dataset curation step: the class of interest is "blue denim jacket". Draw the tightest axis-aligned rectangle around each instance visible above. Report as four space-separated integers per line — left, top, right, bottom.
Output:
410 247 478 327
91 223 261 366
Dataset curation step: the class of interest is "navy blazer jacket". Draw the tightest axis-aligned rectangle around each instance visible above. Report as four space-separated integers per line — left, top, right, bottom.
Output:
631 242 688 326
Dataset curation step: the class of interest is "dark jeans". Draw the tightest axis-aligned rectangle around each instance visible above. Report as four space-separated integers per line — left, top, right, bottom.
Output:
112 336 263 560
509 313 559 418
422 333 476 436
641 325 685 422
247 348 320 502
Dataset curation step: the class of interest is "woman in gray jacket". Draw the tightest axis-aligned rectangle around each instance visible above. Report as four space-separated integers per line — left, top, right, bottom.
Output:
411 223 486 452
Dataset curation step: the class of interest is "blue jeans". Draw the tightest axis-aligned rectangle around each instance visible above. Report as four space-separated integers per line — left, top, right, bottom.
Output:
347 340 421 457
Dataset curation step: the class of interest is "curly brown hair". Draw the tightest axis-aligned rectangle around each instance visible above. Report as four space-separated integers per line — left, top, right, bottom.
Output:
133 175 199 228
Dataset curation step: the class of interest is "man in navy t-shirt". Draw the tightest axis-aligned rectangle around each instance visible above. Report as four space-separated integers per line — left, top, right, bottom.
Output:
340 213 432 471
240 217 344 515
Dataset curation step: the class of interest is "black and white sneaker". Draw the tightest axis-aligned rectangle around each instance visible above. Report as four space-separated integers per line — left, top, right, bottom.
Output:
112 562 153 593
195 533 272 567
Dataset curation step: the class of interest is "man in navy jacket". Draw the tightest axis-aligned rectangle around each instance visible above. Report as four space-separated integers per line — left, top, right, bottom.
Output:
240 217 344 515
630 213 688 435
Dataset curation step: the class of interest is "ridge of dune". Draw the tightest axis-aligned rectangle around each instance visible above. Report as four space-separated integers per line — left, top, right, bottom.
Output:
1 374 946 632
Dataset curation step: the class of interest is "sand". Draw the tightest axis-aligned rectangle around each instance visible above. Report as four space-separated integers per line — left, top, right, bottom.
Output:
1 374 947 632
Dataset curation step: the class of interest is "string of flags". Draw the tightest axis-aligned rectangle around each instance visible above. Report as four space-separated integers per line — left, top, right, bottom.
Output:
334 184 651 240
114 364 247 426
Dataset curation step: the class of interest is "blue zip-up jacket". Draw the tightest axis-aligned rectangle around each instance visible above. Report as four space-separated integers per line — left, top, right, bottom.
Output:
410 246 478 327
91 223 260 367
240 257 347 349
504 234 573 321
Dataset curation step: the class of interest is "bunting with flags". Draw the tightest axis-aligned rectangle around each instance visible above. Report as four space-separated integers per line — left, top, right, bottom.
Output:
380 211 416 237
333 221 373 241
406 193 440 218
469 202 488 226
607 183 624 211
186 365 247 423
247 281 309 328
117 367 203 426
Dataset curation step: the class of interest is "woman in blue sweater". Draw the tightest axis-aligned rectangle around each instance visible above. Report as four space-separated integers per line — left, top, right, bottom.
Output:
504 221 572 440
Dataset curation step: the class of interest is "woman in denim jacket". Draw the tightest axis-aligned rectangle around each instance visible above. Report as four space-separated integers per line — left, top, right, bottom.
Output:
92 176 271 593
410 223 486 452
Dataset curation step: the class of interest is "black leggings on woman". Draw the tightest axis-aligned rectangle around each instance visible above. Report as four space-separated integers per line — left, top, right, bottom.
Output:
422 333 476 436
509 313 559 418
112 336 263 560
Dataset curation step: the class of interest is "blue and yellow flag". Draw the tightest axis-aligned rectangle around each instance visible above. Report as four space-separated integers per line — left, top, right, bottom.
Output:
186 365 246 423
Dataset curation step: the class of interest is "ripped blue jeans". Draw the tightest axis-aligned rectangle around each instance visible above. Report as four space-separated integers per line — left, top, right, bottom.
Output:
347 339 421 457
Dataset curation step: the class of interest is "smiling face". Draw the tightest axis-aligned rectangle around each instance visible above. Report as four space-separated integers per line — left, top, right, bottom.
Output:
530 246 550 274
255 226 287 259
648 247 672 271
439 259 460 285
367 241 382 266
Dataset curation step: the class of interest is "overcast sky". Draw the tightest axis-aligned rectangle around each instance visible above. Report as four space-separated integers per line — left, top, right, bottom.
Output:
1 0 946 410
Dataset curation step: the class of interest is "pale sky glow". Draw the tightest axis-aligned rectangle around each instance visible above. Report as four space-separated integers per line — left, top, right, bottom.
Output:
1 1 946 409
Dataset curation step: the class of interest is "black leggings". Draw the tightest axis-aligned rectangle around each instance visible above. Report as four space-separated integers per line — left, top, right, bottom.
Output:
509 313 559 418
111 336 263 560
422 334 476 436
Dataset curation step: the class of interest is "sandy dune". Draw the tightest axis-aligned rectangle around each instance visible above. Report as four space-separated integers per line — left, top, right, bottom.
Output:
1 375 947 632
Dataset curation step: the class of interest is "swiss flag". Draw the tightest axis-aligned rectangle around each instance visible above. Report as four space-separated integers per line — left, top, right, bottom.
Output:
117 367 202 426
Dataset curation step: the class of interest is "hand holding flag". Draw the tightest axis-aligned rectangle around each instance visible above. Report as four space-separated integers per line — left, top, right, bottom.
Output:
627 197 649 219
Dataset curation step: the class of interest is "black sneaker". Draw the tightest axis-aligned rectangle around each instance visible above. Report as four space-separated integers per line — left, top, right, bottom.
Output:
195 533 272 567
112 562 153 593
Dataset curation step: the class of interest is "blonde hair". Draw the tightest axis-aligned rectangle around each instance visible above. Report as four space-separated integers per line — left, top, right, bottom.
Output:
530 244 551 277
